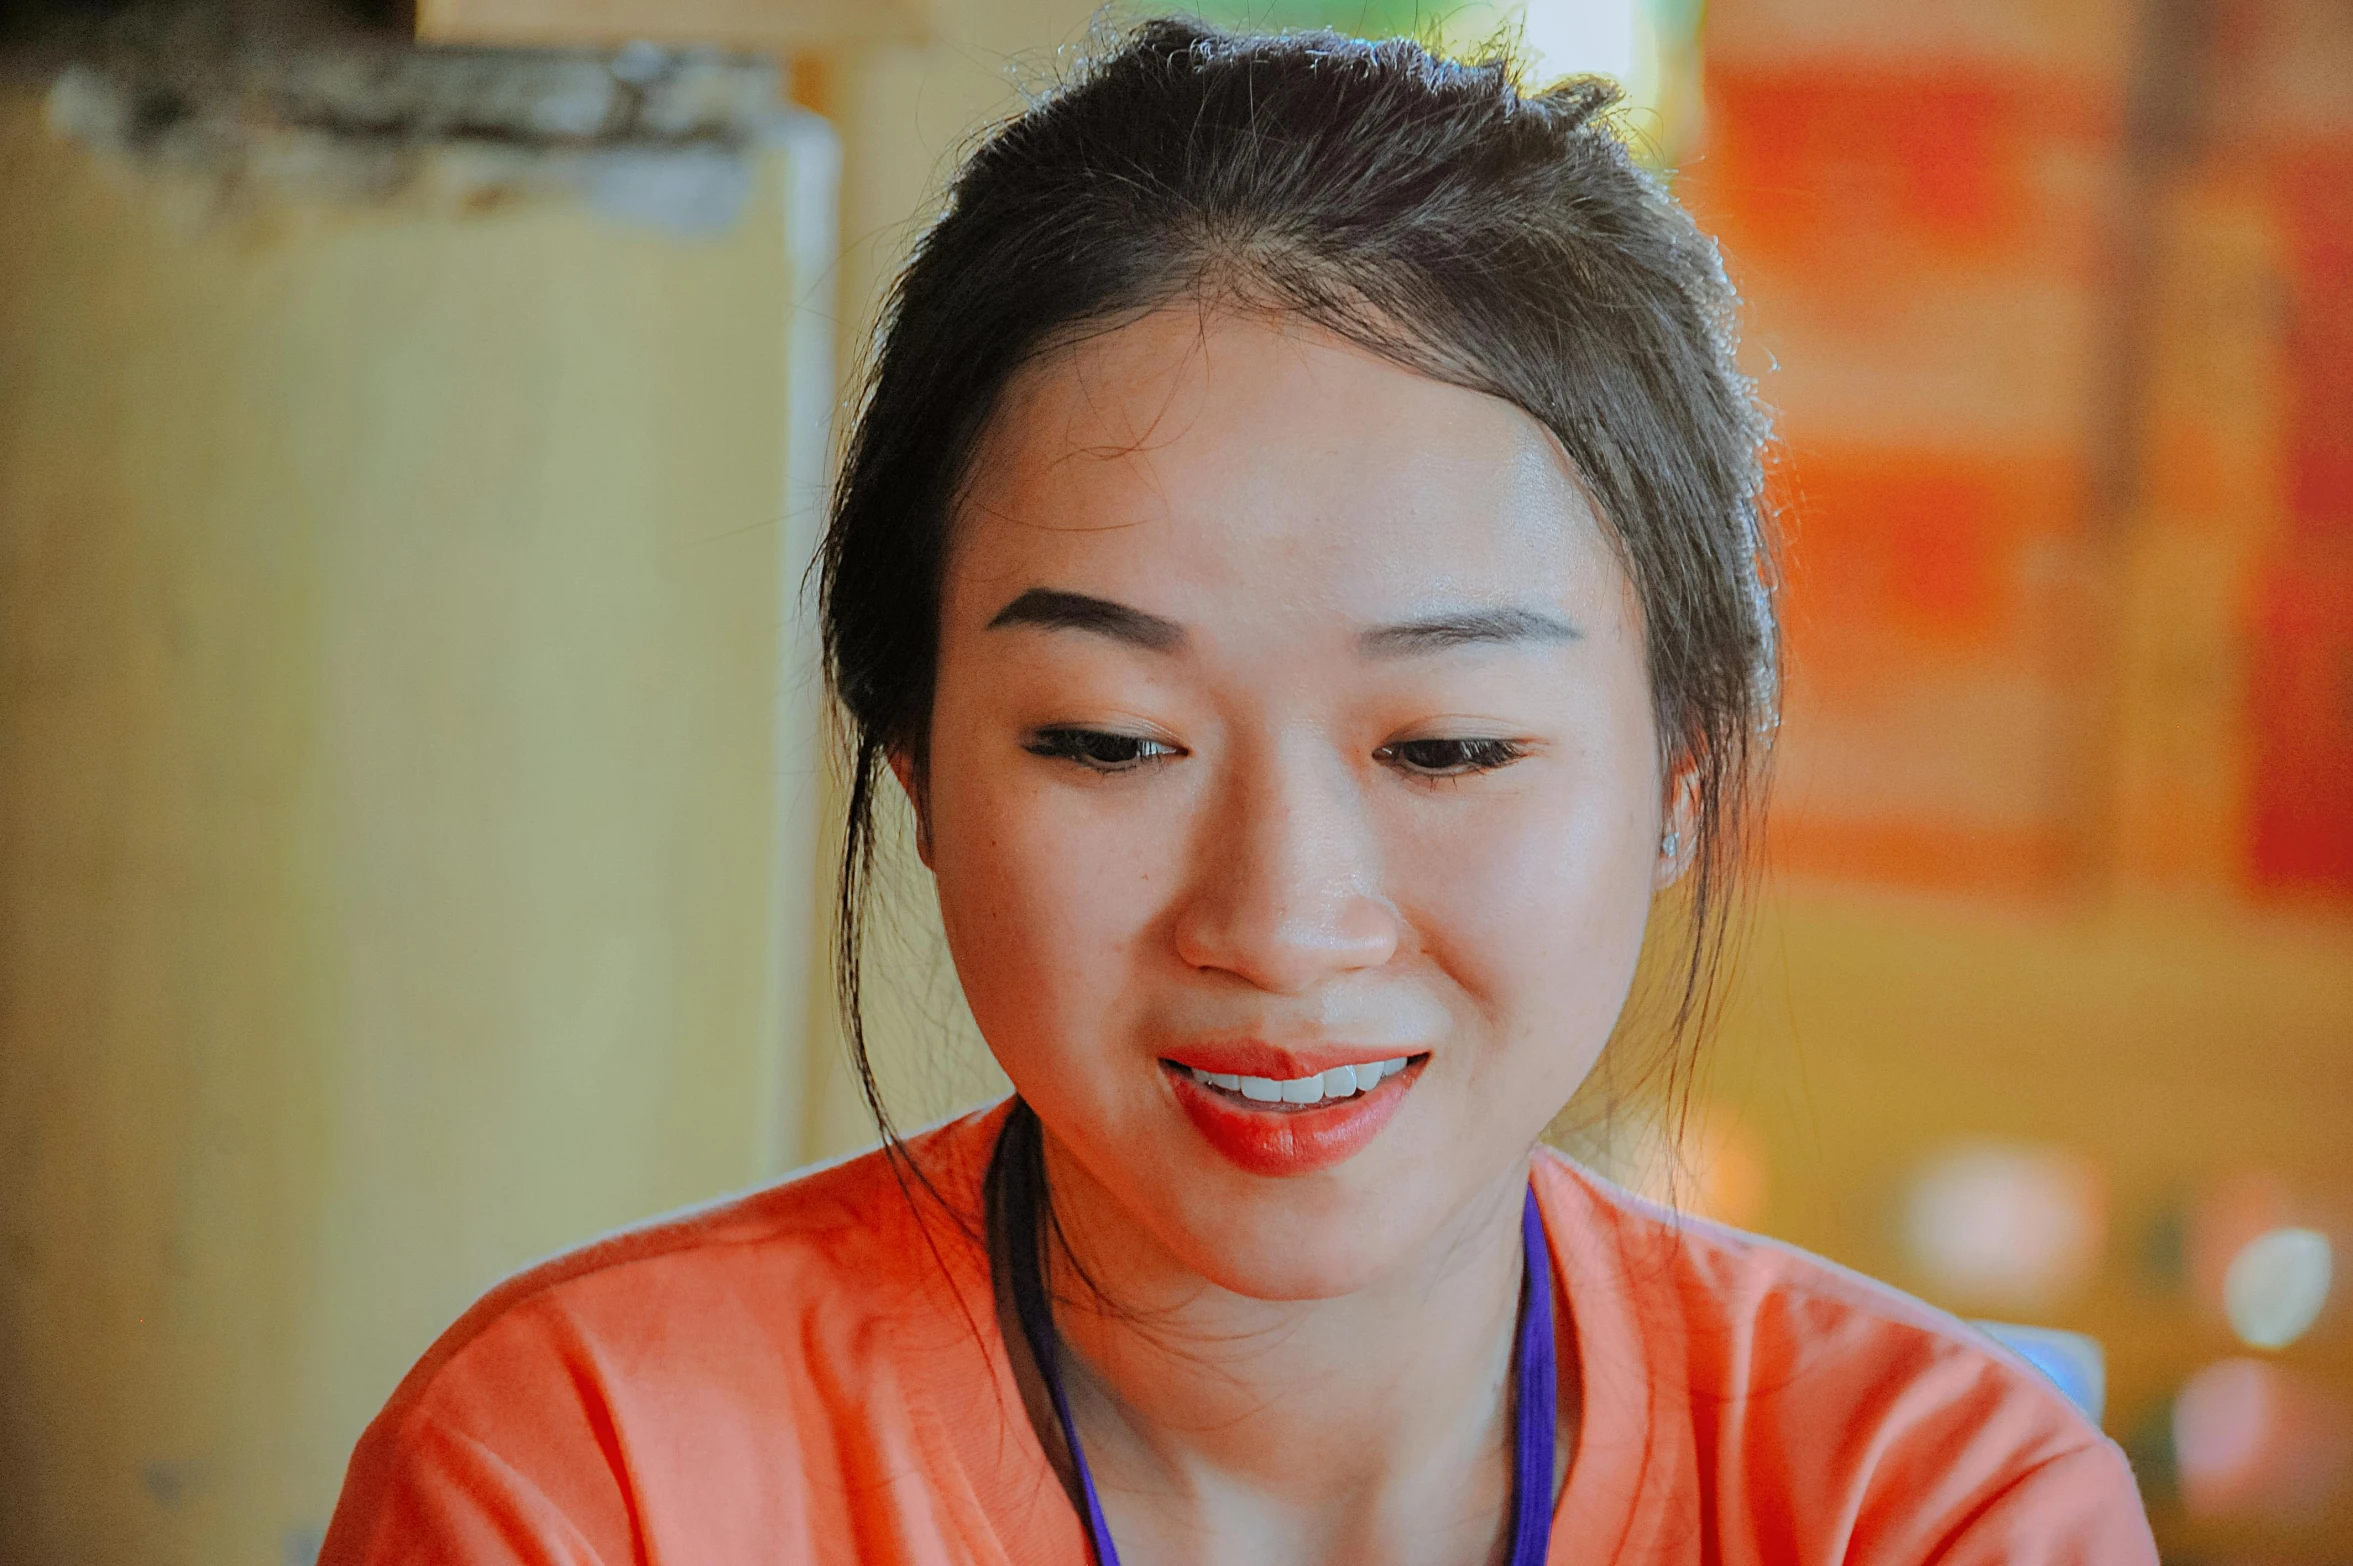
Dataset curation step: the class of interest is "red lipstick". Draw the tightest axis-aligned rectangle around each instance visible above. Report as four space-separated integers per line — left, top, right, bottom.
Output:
1166 1058 1420 1177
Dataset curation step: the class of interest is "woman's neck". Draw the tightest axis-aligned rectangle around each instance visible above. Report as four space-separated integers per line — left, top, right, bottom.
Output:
1007 1120 1548 1566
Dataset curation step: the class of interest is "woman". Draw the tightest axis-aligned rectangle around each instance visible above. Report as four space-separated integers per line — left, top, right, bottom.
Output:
323 22 2157 1564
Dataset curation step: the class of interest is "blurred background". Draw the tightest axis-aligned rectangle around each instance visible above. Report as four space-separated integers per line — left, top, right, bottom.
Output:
0 0 2346 1560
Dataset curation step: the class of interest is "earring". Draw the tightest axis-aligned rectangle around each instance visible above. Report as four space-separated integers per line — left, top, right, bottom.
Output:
1660 830 1680 860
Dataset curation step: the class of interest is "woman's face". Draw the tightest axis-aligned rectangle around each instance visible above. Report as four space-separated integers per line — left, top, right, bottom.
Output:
916 309 1668 1300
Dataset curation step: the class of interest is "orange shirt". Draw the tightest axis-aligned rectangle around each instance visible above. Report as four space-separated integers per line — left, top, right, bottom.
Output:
322 1103 2157 1564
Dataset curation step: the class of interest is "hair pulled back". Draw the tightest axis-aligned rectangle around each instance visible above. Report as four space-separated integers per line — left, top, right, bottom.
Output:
820 18 1777 1152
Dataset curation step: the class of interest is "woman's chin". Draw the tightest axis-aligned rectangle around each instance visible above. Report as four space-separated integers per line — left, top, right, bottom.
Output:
1158 1217 1415 1303
1124 1149 1471 1303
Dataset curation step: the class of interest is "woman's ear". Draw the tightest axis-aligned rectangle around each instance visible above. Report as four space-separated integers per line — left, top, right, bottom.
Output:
886 747 935 869
1654 767 1698 891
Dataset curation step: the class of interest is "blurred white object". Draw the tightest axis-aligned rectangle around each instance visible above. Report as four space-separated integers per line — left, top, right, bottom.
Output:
2224 1227 2333 1350
1972 1321 2105 1423
1519 0 1637 82
1903 1142 2105 1312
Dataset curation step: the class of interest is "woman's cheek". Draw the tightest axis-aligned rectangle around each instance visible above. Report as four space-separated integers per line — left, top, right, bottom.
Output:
935 781 1157 1083
1398 780 1653 1084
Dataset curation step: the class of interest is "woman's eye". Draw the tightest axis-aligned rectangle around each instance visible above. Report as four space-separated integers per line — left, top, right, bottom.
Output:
1024 728 1180 771
1378 737 1525 777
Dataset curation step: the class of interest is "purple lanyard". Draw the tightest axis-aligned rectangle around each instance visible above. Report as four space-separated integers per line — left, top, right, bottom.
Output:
1012 1185 1557 1566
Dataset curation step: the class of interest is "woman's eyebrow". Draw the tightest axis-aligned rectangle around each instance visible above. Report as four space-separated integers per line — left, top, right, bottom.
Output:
1359 606 1583 657
986 588 1187 652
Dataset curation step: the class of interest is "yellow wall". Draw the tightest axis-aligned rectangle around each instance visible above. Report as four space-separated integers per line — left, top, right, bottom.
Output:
0 100 835 1562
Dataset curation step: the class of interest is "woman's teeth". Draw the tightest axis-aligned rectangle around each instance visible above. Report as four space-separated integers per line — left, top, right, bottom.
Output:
1183 1057 1411 1106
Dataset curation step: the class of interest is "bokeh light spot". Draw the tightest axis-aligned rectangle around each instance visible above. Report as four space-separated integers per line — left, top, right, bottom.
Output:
2175 1358 2277 1512
2224 1227 2333 1350
2173 1357 2353 1523
1903 1142 2105 1312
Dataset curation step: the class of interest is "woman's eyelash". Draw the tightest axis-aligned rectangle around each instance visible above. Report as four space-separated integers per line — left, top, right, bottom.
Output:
1377 737 1526 776
1024 728 1180 770
1027 730 1522 777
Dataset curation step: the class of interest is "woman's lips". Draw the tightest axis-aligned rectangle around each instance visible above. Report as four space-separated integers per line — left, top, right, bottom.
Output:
1165 1057 1423 1177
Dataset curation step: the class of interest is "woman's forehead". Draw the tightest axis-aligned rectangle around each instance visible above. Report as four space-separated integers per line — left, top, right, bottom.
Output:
951 308 1613 619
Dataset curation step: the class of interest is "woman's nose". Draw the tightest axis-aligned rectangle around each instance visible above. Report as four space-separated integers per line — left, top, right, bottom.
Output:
1170 741 1401 993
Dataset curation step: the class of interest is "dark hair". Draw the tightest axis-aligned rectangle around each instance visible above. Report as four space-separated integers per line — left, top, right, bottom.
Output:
819 18 1776 1163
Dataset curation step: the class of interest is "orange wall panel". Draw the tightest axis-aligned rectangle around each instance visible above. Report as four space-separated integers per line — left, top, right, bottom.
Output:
2248 542 2353 896
1697 63 2114 276
2278 146 2353 540
1781 451 2079 651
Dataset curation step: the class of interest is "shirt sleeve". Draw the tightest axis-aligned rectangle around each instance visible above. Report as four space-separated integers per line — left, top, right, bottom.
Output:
319 1412 628 1566
316 1295 650 1566
1916 1440 2159 1566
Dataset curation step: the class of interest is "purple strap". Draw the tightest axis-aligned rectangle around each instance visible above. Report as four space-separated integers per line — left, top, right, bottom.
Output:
1512 1184 1558 1562
1016 1185 1557 1566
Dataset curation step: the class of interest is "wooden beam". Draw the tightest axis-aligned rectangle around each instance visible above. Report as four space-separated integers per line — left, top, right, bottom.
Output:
418 0 921 54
